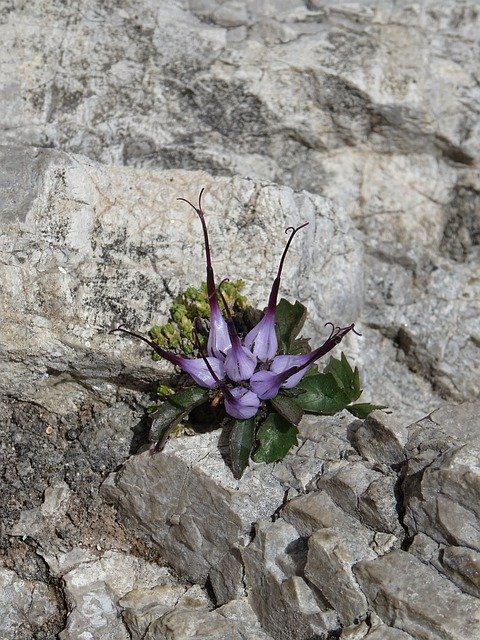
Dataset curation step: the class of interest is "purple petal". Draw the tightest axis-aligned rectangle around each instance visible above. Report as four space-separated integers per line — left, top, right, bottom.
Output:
207 304 231 359
270 354 312 389
244 223 308 362
224 341 257 382
180 356 225 389
244 310 278 362
109 326 225 389
249 369 284 400
224 387 261 420
178 192 231 360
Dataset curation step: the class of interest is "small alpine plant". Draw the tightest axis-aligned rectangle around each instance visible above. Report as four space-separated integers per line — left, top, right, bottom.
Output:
111 190 382 478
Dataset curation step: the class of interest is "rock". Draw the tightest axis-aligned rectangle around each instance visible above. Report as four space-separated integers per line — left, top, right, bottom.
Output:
353 549 480 640
0 145 362 414
349 410 407 465
440 546 480 600
57 550 180 640
403 402 480 550
283 491 398 627
365 626 415 640
144 597 273 640
120 584 211 640
241 519 338 640
0 566 60 639
314 460 404 536
3 1 480 419
102 431 286 584
305 529 372 627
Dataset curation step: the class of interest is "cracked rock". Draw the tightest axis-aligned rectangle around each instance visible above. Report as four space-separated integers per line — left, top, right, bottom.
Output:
403 402 480 550
0 566 60 639
353 549 480 640
102 431 286 584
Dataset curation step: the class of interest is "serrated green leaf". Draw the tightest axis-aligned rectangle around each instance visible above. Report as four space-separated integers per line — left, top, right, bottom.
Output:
288 337 312 355
252 413 299 463
150 386 210 452
269 393 304 426
294 373 351 415
275 298 308 353
229 418 256 479
346 403 388 419
324 352 362 403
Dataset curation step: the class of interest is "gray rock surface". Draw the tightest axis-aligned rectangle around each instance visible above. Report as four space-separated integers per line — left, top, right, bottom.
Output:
2 0 480 419
354 550 480 640
403 402 480 551
2 1 480 638
0 145 362 414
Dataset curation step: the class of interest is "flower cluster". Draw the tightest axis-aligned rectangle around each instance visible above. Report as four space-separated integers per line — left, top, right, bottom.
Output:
112 190 356 421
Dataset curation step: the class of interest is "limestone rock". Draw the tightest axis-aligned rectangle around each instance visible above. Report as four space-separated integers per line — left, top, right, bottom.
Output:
0 145 362 415
314 460 403 537
57 551 179 640
440 546 480 600
354 550 480 640
144 597 273 640
102 431 286 584
0 567 60 639
403 402 480 550
241 519 338 640
349 410 407 465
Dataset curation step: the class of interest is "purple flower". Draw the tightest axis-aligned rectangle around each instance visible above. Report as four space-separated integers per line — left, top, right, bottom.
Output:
244 223 308 362
111 191 357 421
224 387 261 420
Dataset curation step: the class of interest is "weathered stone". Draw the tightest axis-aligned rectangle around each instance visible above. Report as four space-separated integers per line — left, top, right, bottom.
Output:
350 411 407 465
0 566 60 639
354 550 480 640
404 443 480 550
314 461 403 536
241 519 338 639
144 597 273 640
305 529 373 626
440 546 480 599
3 1 480 418
58 551 177 640
0 145 362 414
120 584 210 640
103 431 285 584
365 626 415 640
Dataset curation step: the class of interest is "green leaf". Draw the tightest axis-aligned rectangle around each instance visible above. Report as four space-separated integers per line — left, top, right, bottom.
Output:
324 352 362 403
269 393 304 426
150 386 210 452
294 373 351 415
229 418 256 479
252 413 299 463
275 298 308 353
346 403 388 419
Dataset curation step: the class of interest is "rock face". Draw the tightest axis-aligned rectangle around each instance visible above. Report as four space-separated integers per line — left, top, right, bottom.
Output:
1 1 480 639
1 0 479 418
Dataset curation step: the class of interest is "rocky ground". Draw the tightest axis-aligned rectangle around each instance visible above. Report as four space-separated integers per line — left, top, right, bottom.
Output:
1 1 479 639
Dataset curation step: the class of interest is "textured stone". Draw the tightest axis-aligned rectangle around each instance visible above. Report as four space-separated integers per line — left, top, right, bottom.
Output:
305 529 372 627
0 567 60 639
365 626 415 640
354 550 480 640
0 145 362 414
102 431 285 584
403 403 480 551
58 551 178 640
440 546 480 599
241 519 338 640
350 411 407 465
2 0 480 420
314 461 403 536
144 597 273 640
